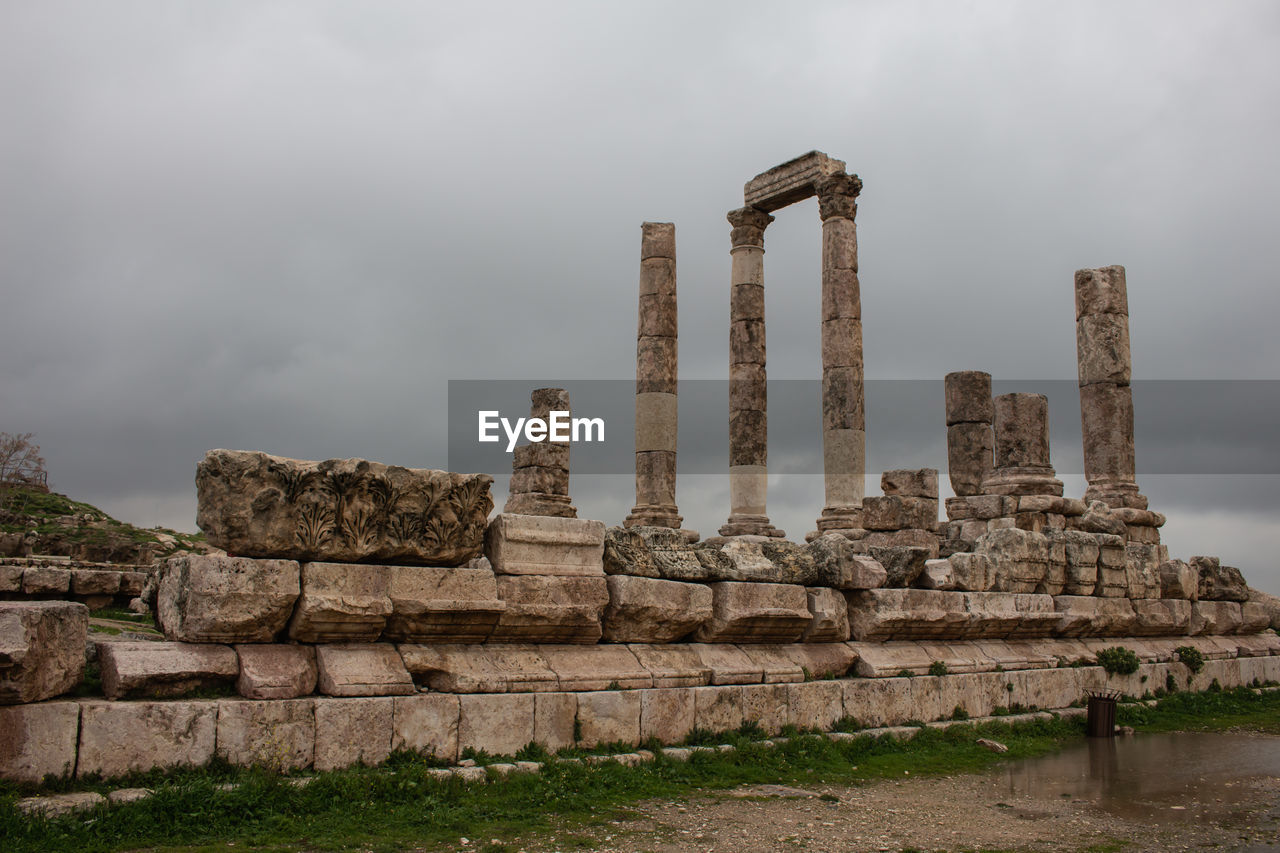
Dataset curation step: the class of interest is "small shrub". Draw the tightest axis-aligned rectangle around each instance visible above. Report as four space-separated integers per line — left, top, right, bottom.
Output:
949 706 969 721
801 666 814 682
1174 645 1205 674
896 669 915 678
1165 672 1178 694
1096 646 1140 676
606 680 621 691
1006 683 1014 693
832 715 861 733
1209 678 1222 693
736 720 766 740
928 661 949 677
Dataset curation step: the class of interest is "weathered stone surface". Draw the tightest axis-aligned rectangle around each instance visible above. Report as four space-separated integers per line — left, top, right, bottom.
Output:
693 685 743 732
216 698 315 770
71 569 122 595
22 566 69 594
315 644 414 697
157 554 299 643
804 535 886 589
604 526 706 579
0 702 79 783
965 592 1061 639
868 546 930 588
736 645 804 683
1124 548 1162 600
918 558 955 591
628 644 712 688
1075 501 1127 536
490 575 609 643
485 515 605 576
576 690 641 747
848 641 932 677
533 692 577 751
945 371 994 426
398 643 557 693
1130 599 1192 636
739 683 788 734
1247 587 1280 630
0 563 23 592
862 496 938 531
976 528 1048 594
602 575 712 643
195 450 492 565
0 601 87 704
744 150 847 212
947 423 994 498
458 693 534 757
847 589 968 641
234 644 317 699
690 643 764 684
382 566 505 643
287 562 391 643
801 587 850 642
77 700 217 779
784 643 859 679
1191 556 1249 602
1052 596 1137 637
1075 265 1129 318
881 469 939 499
99 641 238 700
991 393 1051 469
313 697 393 771
1240 602 1273 634
788 681 843 732
946 552 997 592
693 582 811 643
700 539 817 584
539 644 652 691
841 677 915 728
1076 312 1132 386
392 694 460 763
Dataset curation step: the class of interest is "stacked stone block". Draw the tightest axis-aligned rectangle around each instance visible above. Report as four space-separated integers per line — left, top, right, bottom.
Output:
944 371 994 498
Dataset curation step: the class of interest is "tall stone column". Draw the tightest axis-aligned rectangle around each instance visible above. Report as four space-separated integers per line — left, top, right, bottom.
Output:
944 371 994 497
505 387 576 518
625 222 685 532
719 206 784 538
814 173 866 535
1074 265 1147 509
981 393 1064 496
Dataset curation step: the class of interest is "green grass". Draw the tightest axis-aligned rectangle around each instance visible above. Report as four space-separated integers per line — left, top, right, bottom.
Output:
0 486 206 555
5 687 1278 853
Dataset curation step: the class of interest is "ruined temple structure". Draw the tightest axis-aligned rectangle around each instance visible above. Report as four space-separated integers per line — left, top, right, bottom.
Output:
4 152 1280 791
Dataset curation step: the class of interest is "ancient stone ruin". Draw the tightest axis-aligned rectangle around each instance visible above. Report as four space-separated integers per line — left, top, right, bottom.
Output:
3 151 1279 789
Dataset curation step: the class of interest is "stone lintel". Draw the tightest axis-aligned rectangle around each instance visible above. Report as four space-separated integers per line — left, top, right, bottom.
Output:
744 151 848 212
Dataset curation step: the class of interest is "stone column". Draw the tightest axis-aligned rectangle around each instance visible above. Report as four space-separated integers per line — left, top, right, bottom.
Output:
504 387 576 518
625 222 684 531
981 393 1064 496
719 206 784 538
944 371 994 497
814 173 866 536
1075 265 1147 509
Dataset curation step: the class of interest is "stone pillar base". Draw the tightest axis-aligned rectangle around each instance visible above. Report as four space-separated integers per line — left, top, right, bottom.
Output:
503 492 577 518
981 466 1064 497
718 514 785 538
815 504 863 534
624 506 697 542
1083 481 1148 511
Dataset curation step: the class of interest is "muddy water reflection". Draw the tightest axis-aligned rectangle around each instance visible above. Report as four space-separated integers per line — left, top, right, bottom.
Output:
994 732 1280 826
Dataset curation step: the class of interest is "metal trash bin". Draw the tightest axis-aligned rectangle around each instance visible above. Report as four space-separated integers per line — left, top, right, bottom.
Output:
1086 688 1120 738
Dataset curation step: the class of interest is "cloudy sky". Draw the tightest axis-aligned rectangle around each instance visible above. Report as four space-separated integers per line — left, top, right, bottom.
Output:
3 1 1278 592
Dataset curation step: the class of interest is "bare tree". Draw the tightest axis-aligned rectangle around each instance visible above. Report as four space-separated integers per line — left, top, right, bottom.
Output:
0 432 47 506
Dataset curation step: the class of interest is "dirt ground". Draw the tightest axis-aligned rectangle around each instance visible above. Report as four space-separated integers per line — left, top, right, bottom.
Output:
491 768 1280 853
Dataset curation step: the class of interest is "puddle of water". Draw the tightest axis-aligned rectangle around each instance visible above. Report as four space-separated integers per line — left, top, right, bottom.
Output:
992 731 1280 828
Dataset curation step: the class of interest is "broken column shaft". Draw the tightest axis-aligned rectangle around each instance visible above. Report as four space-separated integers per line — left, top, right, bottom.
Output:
504 387 576 518
981 392 1064 496
944 371 994 497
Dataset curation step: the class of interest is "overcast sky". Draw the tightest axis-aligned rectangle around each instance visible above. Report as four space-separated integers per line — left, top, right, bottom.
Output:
3 1 1278 593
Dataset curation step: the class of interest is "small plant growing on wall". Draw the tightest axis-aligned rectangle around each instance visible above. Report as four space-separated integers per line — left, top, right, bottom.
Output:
928 660 949 677
1174 645 1205 674
1095 646 1140 675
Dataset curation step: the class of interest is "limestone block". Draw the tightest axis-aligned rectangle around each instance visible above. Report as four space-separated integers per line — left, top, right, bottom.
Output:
801 587 850 641
863 531 940 559
603 526 707 580
215 698 315 771
977 528 1048 594
235 644 317 700
158 554 299 643
196 450 491 565
691 643 763 684
862 496 937 531
1076 312 1132 386
847 589 968 641
1096 565 1129 598
709 539 818 585
22 566 69 594
1191 556 1249 602
533 692 577 751
315 644 414 697
740 683 789 734
539 644 652 691
0 601 87 704
1240 601 1272 634
313 697 393 771
99 641 237 700
287 562 391 643
485 515 605 576
576 690 641 747
881 469 939 499
0 702 79 784
636 688 693 742
964 592 1061 639
392 694 459 763
0 564 23 592
1129 599 1192 636
1075 265 1129 318
490 575 608 643
398 643 557 693
693 582 811 643
693 685 743 733
382 565 505 643
787 681 843 732
867 546 930 588
914 640 986 673
736 645 805 683
458 693 534 757
841 677 914 728
805 535 886 589
1052 596 1137 637
1231 633 1280 657
947 553 998 592
602 575 712 643
628 644 711 688
77 700 217 779
944 371 994 425
783 643 858 680
1162 558 1198 596
120 571 148 596
973 639 1056 670
1246 587 1280 630
945 495 1006 522
71 569 122 595
848 641 933 677
1016 667 1084 711
744 150 848 211
918 559 956 591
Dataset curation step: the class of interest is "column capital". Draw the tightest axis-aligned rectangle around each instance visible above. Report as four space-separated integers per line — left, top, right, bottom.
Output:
727 206 775 248
816 173 862 221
